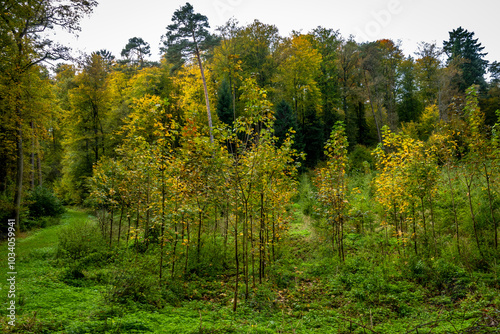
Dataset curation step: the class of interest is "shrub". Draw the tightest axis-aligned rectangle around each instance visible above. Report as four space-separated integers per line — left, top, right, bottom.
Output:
57 219 107 264
406 257 471 301
27 186 65 218
104 259 163 306
348 145 374 173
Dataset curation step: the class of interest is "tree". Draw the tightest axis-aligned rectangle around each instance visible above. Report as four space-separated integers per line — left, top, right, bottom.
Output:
489 61 500 84
235 20 283 89
60 52 111 203
315 122 349 261
397 57 423 123
0 0 97 229
216 79 234 126
443 27 488 91
274 99 299 147
301 98 324 167
213 18 242 122
360 41 383 142
415 42 442 106
277 34 322 126
161 2 218 143
121 37 151 68
310 27 342 134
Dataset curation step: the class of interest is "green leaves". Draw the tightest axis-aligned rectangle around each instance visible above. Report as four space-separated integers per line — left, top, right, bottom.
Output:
161 2 216 68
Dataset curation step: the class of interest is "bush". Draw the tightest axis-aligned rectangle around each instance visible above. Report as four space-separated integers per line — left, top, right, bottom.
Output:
27 186 65 218
104 259 163 306
406 257 471 301
348 145 374 173
57 219 107 264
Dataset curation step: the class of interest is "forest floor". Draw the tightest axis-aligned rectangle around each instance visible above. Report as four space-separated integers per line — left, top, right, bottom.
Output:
1 208 499 333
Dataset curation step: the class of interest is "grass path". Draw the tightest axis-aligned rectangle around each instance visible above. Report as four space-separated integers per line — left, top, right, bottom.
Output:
0 209 107 333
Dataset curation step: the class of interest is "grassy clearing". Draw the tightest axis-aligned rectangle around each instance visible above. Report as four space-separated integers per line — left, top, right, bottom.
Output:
1 204 499 333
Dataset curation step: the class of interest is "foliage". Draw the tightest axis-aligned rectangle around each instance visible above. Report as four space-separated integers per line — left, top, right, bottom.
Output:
26 185 65 218
443 26 489 91
315 122 349 261
3 5 500 333
57 218 107 263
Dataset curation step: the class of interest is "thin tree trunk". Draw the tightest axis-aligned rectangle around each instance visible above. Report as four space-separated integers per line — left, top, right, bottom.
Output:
160 168 165 284
420 196 427 251
30 121 35 190
127 208 131 247
197 208 203 264
184 220 190 275
223 198 229 266
109 206 114 247
412 203 418 255
117 205 124 246
244 200 249 299
14 122 23 232
428 192 437 257
233 211 239 312
250 214 255 288
37 140 42 186
194 46 213 143
230 75 236 123
465 179 484 260
483 163 497 250
135 200 140 251
259 192 264 284
145 174 150 245
445 164 460 256
363 70 382 143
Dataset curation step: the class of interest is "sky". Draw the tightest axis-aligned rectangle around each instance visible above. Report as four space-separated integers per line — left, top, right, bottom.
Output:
51 0 500 65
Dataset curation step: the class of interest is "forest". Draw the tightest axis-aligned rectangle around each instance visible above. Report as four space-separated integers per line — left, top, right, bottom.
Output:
1 0 500 333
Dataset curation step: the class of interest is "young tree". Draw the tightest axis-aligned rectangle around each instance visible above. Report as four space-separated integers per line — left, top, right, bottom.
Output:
315 122 349 261
216 79 234 126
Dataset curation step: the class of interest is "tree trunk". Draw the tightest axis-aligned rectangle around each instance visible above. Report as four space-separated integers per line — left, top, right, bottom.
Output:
117 205 124 246
445 164 460 256
233 207 239 312
483 163 497 250
30 121 35 190
13 121 23 232
195 47 214 143
37 140 42 186
364 71 382 143
465 180 484 260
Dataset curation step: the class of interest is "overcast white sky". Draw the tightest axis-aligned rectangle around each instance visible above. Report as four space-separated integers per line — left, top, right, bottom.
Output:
51 0 500 64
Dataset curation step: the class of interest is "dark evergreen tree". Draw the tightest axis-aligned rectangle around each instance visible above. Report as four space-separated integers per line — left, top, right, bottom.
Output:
354 101 372 146
489 61 500 84
344 103 358 148
217 79 233 126
274 99 305 156
301 100 324 167
443 27 488 91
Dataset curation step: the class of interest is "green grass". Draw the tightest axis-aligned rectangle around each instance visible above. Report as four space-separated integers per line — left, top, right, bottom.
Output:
1 207 499 333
